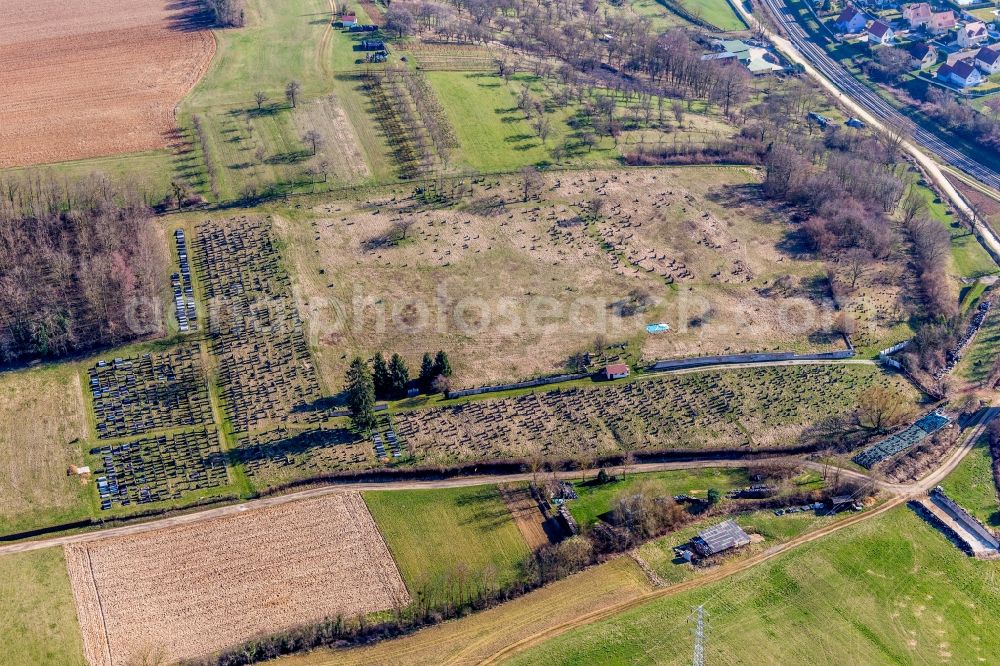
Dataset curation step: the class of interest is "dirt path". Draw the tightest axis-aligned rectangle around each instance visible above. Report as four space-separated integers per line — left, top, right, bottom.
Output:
317 0 337 76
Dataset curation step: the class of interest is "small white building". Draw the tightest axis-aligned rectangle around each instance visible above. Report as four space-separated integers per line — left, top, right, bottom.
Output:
976 46 1000 74
938 59 984 87
836 6 868 33
868 20 895 45
958 21 989 48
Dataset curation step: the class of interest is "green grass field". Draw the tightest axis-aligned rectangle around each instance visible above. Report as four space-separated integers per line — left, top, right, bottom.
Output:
683 0 747 30
957 300 1000 384
941 438 999 527
363 486 532 606
567 468 750 527
0 549 86 666
427 71 624 172
0 365 92 537
510 507 1000 665
920 183 998 279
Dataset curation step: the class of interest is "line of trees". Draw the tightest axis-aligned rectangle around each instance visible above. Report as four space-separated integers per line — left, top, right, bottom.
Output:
0 173 166 364
345 351 453 431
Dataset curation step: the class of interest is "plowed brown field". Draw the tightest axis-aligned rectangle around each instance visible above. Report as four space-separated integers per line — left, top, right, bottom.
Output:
0 0 215 168
65 492 411 666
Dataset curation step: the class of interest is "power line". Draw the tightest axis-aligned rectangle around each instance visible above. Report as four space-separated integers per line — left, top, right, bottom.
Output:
691 604 706 666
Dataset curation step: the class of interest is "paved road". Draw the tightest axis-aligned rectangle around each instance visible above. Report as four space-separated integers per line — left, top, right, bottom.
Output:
755 0 1000 192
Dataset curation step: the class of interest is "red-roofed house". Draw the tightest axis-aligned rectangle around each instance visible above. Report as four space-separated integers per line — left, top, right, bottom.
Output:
976 46 1000 74
603 363 630 380
867 20 895 45
958 21 988 48
903 3 932 28
927 11 956 34
938 59 984 87
340 13 358 27
836 6 867 34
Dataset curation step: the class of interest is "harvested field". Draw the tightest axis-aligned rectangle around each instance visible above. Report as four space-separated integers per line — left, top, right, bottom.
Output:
0 366 90 536
499 484 561 549
0 0 215 168
65 492 409 666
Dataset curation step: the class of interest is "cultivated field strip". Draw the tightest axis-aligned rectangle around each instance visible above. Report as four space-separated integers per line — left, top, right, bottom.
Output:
0 0 215 167
65 492 410 666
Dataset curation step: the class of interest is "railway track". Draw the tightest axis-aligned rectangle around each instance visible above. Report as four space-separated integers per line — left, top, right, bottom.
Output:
756 0 1000 192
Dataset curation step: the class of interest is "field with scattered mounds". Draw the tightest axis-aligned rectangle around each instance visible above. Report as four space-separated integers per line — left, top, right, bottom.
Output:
0 549 86 666
0 0 214 168
286 167 848 392
271 556 654 666
0 366 91 536
65 492 409 666
508 507 1000 665
364 486 533 607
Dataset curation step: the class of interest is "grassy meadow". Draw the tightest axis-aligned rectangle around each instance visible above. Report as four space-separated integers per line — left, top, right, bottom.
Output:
509 507 1000 665
566 468 750 527
940 438 999 527
273 556 654 665
0 366 91 536
363 486 533 605
0 549 86 666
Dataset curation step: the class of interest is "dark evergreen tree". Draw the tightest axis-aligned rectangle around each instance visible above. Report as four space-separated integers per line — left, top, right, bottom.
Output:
419 352 436 391
434 350 452 377
388 353 410 398
345 357 376 432
371 352 390 400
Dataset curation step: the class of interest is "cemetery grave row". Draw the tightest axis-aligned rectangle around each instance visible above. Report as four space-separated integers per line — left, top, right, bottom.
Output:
233 425 372 487
194 217 326 433
393 365 900 462
88 345 212 440
173 228 197 332
91 428 228 510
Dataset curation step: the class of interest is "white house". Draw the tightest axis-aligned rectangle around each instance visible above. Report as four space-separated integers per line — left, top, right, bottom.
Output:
903 3 932 28
976 46 1000 74
937 59 984 87
958 21 989 48
835 6 867 34
868 20 895 45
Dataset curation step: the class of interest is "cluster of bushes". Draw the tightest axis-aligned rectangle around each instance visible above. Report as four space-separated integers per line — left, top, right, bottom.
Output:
203 0 245 27
924 88 1000 155
0 173 166 364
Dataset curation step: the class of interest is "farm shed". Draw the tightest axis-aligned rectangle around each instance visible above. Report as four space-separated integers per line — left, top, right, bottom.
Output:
604 363 630 380
361 39 386 51
691 520 751 557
